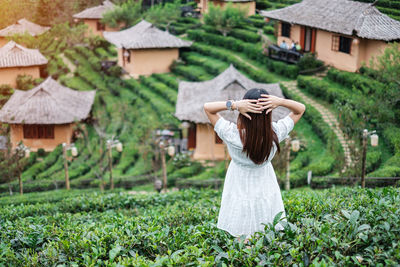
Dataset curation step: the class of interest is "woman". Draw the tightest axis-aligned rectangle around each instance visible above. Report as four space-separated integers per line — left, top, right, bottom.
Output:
203 88 305 241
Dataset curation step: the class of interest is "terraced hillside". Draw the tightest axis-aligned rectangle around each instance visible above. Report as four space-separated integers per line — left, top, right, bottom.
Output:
2 6 398 193
0 15 345 194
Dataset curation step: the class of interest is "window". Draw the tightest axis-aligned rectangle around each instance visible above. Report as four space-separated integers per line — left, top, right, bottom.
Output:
215 133 223 144
332 35 352 54
96 21 105 31
281 22 291 38
23 124 55 139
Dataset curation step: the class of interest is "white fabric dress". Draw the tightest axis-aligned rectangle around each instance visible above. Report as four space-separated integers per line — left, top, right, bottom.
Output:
214 115 294 238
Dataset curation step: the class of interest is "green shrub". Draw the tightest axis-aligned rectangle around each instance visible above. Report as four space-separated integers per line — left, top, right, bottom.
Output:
256 0 272 9
2 187 400 265
263 25 275 35
229 28 261 43
16 75 36 90
297 53 324 72
327 68 385 94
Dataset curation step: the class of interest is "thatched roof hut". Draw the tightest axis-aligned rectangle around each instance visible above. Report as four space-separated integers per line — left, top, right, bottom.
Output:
0 41 47 68
0 19 50 37
73 0 115 19
103 20 192 49
260 0 400 41
0 77 96 124
175 64 289 124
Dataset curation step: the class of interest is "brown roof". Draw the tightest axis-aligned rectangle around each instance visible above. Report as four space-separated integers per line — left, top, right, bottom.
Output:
0 77 96 124
0 18 50 37
104 20 192 49
73 0 115 19
0 41 48 68
260 0 400 41
175 64 289 124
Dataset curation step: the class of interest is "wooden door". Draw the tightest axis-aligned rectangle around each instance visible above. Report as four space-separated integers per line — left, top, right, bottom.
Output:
300 26 316 52
188 124 196 149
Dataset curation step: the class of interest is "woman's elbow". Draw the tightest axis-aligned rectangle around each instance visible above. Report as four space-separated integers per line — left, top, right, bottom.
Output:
203 103 210 113
301 103 306 114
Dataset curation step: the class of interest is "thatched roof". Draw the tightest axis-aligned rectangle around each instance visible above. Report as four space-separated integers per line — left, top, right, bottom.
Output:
0 41 48 68
175 64 289 124
0 77 96 124
104 20 193 49
0 18 50 37
260 0 400 41
73 0 115 19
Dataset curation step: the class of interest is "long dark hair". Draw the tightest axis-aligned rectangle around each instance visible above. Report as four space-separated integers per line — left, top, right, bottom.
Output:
238 88 280 165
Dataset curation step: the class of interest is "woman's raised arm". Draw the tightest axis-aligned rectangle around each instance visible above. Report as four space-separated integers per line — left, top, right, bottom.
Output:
203 100 263 126
257 94 305 125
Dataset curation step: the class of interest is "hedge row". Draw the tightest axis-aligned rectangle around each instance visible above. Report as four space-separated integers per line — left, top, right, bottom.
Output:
152 73 179 89
327 68 385 94
139 76 178 104
171 63 213 82
281 84 343 184
0 175 153 194
180 51 228 76
187 29 299 79
190 42 277 83
297 75 400 177
3 187 400 265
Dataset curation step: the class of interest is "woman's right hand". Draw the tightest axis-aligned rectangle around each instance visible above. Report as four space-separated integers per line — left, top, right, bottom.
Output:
257 94 283 115
234 100 263 120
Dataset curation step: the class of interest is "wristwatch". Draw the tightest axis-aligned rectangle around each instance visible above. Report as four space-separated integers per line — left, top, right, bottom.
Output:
226 100 235 111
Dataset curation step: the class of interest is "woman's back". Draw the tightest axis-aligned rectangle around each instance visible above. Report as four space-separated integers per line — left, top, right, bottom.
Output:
214 115 294 168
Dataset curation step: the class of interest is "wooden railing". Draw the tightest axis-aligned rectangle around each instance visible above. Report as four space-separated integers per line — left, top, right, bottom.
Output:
267 44 303 64
310 176 400 189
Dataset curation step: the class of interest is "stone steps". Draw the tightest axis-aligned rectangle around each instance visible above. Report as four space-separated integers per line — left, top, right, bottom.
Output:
281 80 353 172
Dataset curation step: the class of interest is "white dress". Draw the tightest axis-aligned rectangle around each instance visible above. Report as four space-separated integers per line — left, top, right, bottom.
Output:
214 115 294 238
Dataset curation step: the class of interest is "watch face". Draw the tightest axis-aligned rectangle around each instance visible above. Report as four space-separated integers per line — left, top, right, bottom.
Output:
226 101 232 110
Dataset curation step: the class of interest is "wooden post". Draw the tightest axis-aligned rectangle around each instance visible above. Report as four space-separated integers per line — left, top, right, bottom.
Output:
63 145 70 190
107 144 114 190
17 156 23 195
160 143 167 190
361 130 368 188
285 137 291 191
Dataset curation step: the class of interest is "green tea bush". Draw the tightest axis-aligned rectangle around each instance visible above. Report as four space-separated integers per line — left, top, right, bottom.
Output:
327 68 385 94
256 0 272 9
263 25 275 35
297 53 324 72
1 187 400 265
230 28 261 43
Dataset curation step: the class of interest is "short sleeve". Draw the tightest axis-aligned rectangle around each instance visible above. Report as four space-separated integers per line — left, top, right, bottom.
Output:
214 117 236 144
273 115 295 142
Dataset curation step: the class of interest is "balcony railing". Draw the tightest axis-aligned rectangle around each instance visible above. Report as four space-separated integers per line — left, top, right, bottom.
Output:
267 44 303 64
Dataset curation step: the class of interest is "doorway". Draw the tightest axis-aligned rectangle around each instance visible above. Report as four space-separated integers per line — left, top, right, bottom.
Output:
300 26 316 53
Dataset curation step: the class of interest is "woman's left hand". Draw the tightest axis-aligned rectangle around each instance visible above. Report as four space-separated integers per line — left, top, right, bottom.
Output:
257 94 283 115
234 99 263 120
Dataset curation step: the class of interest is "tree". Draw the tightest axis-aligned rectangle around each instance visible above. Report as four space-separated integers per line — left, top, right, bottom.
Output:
143 0 181 31
368 42 400 125
203 2 247 36
102 0 143 28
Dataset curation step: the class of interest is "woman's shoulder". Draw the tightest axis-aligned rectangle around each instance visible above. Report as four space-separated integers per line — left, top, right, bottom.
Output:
214 117 242 147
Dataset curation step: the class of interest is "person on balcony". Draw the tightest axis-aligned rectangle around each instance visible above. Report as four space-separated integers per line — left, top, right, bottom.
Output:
295 41 302 52
290 40 297 51
279 40 288 50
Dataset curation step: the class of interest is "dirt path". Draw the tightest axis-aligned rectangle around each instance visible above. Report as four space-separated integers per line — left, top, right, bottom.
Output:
281 80 353 172
59 53 76 78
